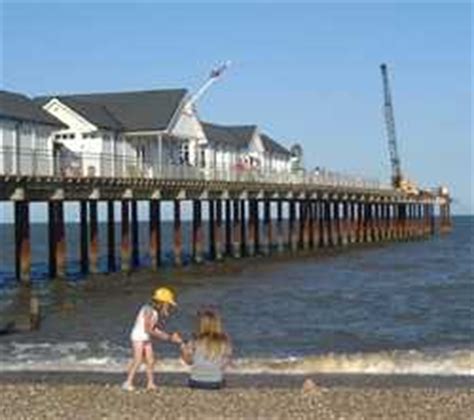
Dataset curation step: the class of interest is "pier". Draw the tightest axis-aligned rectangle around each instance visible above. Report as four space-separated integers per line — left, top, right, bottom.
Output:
0 150 451 284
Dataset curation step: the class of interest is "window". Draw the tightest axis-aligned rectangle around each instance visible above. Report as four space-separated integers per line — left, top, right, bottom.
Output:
82 133 89 139
179 142 189 164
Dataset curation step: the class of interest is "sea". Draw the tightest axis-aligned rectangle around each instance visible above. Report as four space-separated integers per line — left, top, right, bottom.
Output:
0 216 472 376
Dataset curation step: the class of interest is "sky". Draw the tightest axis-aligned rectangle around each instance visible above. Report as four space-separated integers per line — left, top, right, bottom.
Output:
0 1 471 221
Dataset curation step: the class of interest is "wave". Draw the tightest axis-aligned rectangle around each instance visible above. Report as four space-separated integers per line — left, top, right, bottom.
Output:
0 342 472 376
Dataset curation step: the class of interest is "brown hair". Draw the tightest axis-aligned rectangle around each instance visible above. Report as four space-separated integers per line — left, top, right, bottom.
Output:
196 309 231 361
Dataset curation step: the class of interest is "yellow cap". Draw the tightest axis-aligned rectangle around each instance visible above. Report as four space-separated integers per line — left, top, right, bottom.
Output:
152 287 177 306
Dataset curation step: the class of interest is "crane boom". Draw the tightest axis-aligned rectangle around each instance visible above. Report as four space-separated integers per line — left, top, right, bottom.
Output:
185 61 231 108
380 63 403 188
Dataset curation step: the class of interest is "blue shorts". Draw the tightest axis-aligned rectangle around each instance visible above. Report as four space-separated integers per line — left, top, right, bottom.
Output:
188 378 225 390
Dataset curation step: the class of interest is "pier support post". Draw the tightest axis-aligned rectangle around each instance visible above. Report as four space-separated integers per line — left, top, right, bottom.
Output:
322 200 330 247
349 202 357 243
276 200 284 253
303 200 311 250
174 200 182 266
289 200 298 252
80 201 88 275
233 200 241 258
121 201 131 272
341 201 349 246
14 201 31 283
192 200 203 264
308 200 315 250
240 200 247 257
225 199 232 256
312 201 321 249
131 201 139 268
247 200 256 256
49 201 66 278
263 199 272 255
107 201 116 272
372 202 380 242
357 202 364 243
89 201 99 274
364 202 372 243
149 200 161 269
215 199 223 260
208 200 216 259
331 201 339 247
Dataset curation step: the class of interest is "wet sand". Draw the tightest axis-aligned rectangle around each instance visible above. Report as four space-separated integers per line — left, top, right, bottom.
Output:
0 371 473 420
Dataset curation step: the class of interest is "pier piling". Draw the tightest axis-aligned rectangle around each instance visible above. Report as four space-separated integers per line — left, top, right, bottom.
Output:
233 200 241 258
121 201 131 272
48 201 66 278
173 200 182 266
149 200 161 269
107 201 116 272
80 201 89 275
89 201 99 274
14 201 31 283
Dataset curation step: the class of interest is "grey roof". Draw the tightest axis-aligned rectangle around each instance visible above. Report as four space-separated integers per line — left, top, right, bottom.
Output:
35 89 188 132
260 133 291 156
201 122 257 149
202 121 290 155
0 90 65 127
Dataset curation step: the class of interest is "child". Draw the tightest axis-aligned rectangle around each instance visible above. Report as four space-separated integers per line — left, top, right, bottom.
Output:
180 308 232 390
122 287 182 390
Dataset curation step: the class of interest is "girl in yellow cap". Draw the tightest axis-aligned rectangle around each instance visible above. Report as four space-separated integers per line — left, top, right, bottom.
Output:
122 287 182 391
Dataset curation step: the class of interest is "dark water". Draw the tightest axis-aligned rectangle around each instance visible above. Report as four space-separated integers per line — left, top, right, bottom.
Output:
0 216 472 375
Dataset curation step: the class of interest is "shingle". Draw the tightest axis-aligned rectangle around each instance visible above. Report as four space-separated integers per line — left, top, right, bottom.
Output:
201 122 257 149
260 133 291 156
0 90 65 127
36 89 188 131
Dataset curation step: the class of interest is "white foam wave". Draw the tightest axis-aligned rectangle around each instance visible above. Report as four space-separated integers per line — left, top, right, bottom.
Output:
0 344 472 376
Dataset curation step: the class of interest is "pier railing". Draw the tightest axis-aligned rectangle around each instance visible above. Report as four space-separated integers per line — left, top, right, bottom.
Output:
0 146 390 190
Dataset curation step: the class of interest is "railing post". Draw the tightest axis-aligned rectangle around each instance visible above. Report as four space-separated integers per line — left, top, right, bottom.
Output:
89 200 99 274
14 200 31 283
149 199 161 269
107 200 116 272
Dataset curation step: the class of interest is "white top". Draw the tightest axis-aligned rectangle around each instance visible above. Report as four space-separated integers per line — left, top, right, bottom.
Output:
130 304 158 342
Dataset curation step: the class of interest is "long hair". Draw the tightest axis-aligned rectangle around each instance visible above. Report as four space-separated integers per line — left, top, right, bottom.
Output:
196 309 230 361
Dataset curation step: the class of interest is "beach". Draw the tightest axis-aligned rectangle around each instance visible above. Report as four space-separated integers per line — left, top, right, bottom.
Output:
0 371 473 420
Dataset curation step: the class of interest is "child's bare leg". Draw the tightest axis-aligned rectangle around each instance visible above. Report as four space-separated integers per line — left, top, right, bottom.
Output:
144 342 156 389
125 341 144 387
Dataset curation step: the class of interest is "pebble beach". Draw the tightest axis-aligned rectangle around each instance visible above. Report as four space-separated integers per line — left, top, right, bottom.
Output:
0 371 473 420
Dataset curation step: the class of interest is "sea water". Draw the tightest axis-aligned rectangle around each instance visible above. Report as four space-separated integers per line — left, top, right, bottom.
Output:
0 216 472 376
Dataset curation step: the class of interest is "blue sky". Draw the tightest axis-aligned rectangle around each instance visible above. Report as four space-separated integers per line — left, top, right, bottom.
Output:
0 1 471 221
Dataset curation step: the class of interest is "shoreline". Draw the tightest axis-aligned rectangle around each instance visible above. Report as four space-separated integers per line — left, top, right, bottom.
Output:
1 371 473 419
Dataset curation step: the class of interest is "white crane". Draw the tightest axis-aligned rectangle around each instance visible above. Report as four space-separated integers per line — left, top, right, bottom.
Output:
185 61 231 109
